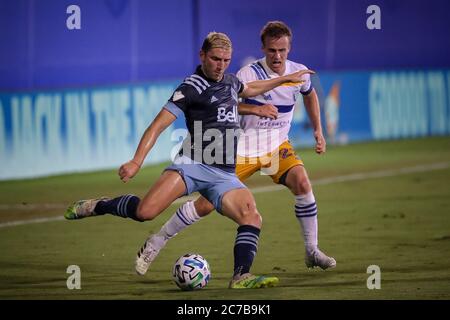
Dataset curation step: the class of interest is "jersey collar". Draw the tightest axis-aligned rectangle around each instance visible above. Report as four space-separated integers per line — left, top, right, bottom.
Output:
260 58 290 77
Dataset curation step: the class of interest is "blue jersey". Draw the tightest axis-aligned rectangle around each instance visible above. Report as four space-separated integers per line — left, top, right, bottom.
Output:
164 66 244 173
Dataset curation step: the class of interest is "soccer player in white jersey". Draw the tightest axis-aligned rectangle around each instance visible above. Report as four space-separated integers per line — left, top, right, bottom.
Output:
135 21 336 275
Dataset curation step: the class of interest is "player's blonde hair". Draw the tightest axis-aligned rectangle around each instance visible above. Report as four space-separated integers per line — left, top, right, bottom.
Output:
260 21 292 46
201 32 233 52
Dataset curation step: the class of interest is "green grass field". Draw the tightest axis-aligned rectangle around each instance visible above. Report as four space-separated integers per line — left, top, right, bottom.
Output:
0 137 449 300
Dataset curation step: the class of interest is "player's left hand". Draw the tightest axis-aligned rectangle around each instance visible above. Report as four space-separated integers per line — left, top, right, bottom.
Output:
285 69 315 84
314 131 326 154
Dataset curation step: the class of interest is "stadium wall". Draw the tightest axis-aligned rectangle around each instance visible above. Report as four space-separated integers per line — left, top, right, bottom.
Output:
1 0 450 90
1 69 449 180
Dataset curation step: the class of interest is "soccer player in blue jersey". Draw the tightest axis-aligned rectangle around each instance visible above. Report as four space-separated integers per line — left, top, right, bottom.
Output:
65 32 313 289
135 21 336 276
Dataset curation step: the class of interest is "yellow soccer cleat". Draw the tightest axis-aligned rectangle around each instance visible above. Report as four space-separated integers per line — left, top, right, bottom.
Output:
229 273 279 289
64 197 110 220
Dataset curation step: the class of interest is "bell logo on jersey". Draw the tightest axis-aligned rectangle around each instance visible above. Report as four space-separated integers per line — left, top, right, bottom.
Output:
217 106 238 123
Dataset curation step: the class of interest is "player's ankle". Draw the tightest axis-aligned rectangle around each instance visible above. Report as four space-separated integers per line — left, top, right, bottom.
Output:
149 235 167 249
305 245 318 255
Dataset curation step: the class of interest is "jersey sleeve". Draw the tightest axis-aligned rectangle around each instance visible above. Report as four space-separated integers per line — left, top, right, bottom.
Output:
299 66 313 95
237 78 244 94
236 65 259 84
163 83 197 118
227 74 244 94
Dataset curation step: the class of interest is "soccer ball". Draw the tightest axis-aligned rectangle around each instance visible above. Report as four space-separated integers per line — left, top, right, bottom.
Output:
172 253 211 291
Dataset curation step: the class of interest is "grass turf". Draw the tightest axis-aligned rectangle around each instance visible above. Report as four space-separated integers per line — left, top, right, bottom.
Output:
0 136 449 299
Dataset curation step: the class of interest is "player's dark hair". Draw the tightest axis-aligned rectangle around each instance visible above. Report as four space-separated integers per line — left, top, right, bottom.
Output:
260 21 292 46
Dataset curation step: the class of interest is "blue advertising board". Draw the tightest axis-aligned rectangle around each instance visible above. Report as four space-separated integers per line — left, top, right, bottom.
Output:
1 69 449 180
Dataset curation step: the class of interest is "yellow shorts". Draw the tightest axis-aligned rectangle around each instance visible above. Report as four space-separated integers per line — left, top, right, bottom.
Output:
236 140 303 184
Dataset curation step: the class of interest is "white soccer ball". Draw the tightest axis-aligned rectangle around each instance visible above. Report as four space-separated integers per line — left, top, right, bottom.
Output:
172 253 211 291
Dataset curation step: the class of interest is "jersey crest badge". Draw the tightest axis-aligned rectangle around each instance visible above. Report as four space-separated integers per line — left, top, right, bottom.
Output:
172 91 185 101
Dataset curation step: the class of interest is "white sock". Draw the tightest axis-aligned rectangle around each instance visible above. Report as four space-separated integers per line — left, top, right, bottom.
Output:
154 201 202 244
294 191 318 254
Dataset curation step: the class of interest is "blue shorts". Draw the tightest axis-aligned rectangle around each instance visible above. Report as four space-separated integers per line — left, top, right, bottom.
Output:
164 156 246 213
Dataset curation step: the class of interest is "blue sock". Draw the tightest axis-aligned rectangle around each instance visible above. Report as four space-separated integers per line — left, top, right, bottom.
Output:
94 195 143 222
233 225 260 277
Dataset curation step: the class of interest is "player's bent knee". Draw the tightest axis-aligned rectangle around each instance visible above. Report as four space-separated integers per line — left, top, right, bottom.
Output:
253 212 262 227
286 166 312 194
237 209 262 228
136 203 159 221
290 177 312 195
298 180 312 193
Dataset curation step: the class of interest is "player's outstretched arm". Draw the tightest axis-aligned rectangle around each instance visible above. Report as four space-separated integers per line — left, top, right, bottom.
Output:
119 109 176 182
238 103 278 119
240 69 315 98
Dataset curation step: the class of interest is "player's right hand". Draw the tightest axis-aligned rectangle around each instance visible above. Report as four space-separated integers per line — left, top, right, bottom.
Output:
314 131 326 154
118 160 140 183
257 104 278 119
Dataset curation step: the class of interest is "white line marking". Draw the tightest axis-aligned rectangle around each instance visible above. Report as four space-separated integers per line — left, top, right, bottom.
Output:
0 203 66 210
1 162 449 229
0 216 66 228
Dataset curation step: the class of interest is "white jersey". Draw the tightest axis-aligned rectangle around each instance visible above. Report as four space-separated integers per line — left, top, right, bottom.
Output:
236 58 312 157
